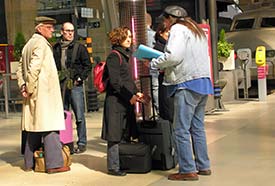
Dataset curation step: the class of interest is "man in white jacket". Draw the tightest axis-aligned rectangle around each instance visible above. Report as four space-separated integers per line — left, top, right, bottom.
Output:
151 6 213 181
16 16 70 174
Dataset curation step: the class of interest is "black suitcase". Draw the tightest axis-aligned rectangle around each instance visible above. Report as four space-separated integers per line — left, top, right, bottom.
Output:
119 142 151 173
137 75 177 170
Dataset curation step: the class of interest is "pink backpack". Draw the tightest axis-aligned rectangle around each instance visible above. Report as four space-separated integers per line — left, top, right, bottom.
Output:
93 50 122 93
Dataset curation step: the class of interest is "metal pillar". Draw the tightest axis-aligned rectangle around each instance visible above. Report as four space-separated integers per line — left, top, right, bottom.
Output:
208 0 219 83
208 0 221 110
3 73 9 118
101 0 119 32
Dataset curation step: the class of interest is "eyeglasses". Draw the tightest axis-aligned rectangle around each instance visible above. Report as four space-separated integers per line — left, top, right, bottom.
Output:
64 29 74 33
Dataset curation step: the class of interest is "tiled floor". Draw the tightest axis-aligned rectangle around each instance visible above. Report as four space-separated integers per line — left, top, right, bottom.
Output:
1 94 275 186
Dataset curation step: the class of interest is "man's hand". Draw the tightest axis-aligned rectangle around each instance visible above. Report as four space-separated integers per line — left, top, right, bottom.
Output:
20 85 28 98
74 77 83 86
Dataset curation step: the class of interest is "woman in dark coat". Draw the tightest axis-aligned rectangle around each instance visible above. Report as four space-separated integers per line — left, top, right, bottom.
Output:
101 26 143 176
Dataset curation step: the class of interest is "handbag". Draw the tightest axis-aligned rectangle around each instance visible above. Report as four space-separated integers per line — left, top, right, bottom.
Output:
34 145 72 172
93 50 122 93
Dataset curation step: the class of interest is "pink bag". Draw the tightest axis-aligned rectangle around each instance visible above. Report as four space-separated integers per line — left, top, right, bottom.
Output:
60 110 73 151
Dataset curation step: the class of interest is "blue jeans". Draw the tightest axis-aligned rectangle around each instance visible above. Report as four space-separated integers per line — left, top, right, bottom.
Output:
173 89 210 173
64 85 87 146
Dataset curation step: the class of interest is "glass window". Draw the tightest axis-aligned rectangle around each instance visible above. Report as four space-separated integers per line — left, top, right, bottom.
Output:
261 17 275 27
233 19 254 30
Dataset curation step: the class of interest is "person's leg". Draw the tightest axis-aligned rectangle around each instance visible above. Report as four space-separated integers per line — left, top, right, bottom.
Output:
43 131 70 173
107 141 120 171
158 73 174 122
190 95 210 172
107 141 126 176
173 89 198 174
168 89 201 181
63 87 71 111
71 85 87 149
150 69 159 115
24 132 42 170
43 131 64 169
158 73 166 119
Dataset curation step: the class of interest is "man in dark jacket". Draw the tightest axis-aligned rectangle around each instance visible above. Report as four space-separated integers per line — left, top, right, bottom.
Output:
53 22 92 154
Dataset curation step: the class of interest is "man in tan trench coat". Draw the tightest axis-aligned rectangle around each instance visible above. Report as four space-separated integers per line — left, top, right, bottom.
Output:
16 16 70 173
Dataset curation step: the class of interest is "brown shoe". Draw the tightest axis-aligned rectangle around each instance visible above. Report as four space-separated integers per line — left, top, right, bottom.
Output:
47 166 70 174
198 169 212 175
168 172 199 181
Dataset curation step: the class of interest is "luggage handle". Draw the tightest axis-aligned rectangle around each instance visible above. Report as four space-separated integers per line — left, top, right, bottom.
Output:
139 75 156 122
151 145 157 156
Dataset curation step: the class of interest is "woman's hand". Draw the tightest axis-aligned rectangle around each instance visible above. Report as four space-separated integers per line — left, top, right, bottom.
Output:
130 92 151 105
136 92 145 103
136 92 143 98
130 95 138 105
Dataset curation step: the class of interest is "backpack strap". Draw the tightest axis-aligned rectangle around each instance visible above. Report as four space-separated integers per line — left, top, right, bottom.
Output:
72 42 80 64
111 50 122 65
67 42 80 81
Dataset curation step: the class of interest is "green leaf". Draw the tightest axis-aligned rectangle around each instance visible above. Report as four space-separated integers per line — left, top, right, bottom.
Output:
217 29 234 59
14 32 26 61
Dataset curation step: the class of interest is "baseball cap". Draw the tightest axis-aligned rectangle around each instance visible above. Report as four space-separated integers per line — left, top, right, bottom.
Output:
162 5 188 18
35 16 56 25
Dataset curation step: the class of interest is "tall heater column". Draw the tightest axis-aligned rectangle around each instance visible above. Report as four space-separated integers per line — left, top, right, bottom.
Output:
118 0 151 118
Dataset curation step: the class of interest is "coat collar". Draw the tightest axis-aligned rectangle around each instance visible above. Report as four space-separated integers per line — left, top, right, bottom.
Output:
112 46 131 60
33 33 52 48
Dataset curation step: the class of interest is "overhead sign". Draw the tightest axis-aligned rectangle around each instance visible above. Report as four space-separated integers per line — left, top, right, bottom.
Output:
81 7 93 18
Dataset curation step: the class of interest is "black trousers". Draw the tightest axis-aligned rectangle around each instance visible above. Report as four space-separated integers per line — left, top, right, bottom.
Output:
158 73 174 122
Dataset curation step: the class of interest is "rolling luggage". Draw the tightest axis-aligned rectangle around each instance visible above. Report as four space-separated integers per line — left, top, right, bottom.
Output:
119 142 151 173
137 118 177 170
137 75 177 170
60 110 74 154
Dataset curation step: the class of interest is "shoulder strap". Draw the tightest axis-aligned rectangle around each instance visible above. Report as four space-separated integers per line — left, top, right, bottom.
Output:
111 50 122 65
72 42 80 63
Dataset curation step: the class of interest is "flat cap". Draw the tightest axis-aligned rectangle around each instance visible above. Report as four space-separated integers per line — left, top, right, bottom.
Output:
163 5 188 18
35 16 56 25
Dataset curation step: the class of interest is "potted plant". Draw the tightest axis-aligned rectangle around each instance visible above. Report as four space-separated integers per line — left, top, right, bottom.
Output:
13 32 26 61
217 29 234 61
10 32 26 79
